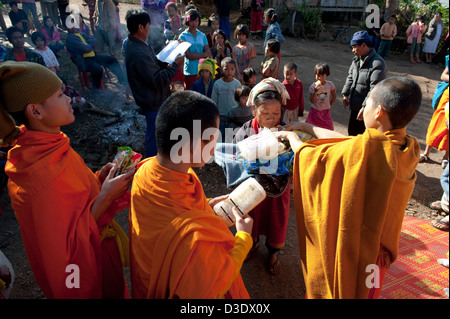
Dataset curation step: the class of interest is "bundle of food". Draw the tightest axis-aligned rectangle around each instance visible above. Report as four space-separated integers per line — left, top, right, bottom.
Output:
112 146 142 177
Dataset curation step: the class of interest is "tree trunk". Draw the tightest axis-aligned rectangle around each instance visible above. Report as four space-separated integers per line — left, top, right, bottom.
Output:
384 0 398 20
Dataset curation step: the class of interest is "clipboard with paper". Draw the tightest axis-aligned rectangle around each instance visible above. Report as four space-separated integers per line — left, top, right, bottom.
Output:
156 40 191 64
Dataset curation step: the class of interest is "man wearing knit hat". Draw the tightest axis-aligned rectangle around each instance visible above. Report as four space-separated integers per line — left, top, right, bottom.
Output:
342 30 386 136
0 61 134 298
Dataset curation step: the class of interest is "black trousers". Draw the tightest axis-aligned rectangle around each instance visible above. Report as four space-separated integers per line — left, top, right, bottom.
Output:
84 55 125 89
348 109 366 136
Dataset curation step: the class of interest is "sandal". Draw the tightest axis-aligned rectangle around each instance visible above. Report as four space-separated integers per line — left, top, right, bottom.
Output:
430 200 443 210
419 153 429 162
431 218 449 232
268 253 281 274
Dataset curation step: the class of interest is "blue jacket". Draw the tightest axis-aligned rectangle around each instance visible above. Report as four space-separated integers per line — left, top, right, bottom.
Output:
264 22 285 49
190 77 215 98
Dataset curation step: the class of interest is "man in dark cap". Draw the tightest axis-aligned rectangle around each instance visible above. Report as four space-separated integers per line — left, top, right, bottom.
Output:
342 30 386 136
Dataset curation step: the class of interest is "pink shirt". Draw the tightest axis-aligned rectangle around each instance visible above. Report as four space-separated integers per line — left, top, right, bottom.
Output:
309 81 336 111
41 26 61 44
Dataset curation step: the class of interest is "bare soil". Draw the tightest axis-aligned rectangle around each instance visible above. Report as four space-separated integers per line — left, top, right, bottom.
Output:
0 1 448 299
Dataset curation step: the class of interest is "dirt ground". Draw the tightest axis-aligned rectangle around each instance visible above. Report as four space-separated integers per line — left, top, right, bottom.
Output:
0 1 448 299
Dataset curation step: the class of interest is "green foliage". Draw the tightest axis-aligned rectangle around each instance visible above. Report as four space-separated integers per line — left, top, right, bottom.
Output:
399 0 448 26
296 3 324 38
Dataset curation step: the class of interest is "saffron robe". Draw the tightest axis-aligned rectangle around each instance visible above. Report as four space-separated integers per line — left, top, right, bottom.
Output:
426 88 449 152
5 126 130 299
130 157 252 299
293 128 420 299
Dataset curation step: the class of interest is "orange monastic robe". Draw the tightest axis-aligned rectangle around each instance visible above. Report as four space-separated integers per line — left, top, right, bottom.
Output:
130 157 252 299
293 128 420 299
5 127 130 299
426 88 449 152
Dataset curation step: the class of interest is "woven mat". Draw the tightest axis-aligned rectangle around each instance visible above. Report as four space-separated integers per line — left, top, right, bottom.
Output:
380 216 449 299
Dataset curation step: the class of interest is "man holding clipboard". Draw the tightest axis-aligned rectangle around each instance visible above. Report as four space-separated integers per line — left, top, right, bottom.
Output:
125 9 185 158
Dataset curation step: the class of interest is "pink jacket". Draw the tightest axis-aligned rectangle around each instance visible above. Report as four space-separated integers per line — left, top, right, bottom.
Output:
40 26 61 44
406 22 426 44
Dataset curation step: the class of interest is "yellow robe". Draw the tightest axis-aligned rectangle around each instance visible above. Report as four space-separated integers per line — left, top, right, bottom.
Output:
293 128 420 299
130 157 252 299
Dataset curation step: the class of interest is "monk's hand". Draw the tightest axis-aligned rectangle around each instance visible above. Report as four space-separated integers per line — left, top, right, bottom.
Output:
98 163 114 184
100 164 135 201
232 207 253 235
278 121 309 132
208 194 229 208
273 131 303 153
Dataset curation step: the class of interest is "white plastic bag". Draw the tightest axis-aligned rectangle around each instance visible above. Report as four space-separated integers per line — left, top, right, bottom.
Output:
237 128 279 162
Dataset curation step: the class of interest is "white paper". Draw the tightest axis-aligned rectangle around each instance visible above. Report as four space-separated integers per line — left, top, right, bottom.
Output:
156 40 191 64
213 177 266 227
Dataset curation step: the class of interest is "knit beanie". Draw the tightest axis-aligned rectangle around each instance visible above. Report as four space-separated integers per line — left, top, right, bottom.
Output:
0 61 62 146
197 58 219 79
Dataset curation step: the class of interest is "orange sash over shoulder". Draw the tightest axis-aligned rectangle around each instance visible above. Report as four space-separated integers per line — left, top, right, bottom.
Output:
292 128 420 299
130 157 251 299
5 126 129 299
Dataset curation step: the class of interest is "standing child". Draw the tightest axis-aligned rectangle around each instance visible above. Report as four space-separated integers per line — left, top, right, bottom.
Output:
206 14 232 54
378 15 397 59
190 58 217 98
260 39 280 80
31 31 60 73
406 15 426 64
179 9 210 89
211 29 231 79
243 67 257 88
211 57 241 140
282 61 304 122
232 24 256 83
250 0 265 39
264 8 285 77
163 1 184 42
228 85 253 129
306 62 336 130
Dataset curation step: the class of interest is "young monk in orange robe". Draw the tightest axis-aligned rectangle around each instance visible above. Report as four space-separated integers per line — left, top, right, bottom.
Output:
0 61 134 299
130 90 253 299
275 77 422 298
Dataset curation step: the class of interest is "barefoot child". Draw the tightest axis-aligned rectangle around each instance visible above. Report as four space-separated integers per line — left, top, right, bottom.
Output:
306 62 336 130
